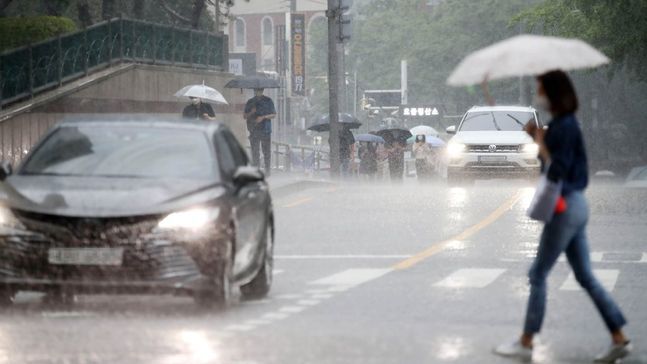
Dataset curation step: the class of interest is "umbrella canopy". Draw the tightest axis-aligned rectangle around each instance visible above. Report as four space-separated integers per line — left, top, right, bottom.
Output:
410 125 439 137
374 128 413 143
406 135 446 147
355 133 385 144
225 75 280 89
447 34 610 86
308 113 362 132
174 83 228 104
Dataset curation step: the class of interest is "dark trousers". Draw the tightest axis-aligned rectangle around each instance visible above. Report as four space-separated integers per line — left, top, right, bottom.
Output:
250 133 272 174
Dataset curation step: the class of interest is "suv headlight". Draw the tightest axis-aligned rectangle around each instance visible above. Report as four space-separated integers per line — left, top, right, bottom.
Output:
158 207 220 231
521 143 539 155
447 142 466 157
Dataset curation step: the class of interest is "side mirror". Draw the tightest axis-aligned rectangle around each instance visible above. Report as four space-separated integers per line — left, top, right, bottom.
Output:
446 125 457 135
233 166 264 185
0 161 12 181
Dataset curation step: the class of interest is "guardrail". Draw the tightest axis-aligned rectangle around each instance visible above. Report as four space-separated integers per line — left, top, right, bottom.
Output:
0 17 227 109
247 142 330 172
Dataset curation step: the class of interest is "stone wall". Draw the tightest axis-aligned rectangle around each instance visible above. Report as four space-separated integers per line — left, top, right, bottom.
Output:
0 64 248 166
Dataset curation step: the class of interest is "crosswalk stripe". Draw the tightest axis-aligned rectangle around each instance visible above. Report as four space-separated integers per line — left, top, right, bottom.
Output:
309 268 392 286
641 253 647 263
434 268 506 288
559 269 619 291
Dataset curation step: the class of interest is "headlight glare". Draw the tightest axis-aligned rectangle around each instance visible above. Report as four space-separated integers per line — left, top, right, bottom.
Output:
447 142 466 157
0 206 21 229
522 143 539 155
158 207 219 230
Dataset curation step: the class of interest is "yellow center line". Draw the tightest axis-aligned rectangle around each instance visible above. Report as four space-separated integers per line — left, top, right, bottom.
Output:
282 197 314 208
392 190 523 270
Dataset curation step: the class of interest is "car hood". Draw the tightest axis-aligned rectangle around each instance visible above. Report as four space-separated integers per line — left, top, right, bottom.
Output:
0 176 227 217
451 131 533 145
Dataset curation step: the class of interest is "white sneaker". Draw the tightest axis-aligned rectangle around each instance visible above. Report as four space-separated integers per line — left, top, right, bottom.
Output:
493 340 533 361
594 341 632 363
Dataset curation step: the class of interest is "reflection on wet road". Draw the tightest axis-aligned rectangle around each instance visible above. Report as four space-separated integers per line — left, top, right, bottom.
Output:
1 180 646 364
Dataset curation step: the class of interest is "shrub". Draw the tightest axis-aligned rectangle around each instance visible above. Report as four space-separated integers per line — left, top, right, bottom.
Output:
0 16 77 52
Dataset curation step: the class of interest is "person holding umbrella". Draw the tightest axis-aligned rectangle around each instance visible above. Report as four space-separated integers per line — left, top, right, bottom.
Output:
182 97 216 120
385 139 406 182
244 88 276 175
412 134 433 181
175 82 228 121
494 70 631 363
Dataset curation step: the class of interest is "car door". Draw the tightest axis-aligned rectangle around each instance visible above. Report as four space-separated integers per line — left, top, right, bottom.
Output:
215 130 268 278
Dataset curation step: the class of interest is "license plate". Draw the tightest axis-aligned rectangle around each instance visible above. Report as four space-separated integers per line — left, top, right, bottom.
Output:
48 248 124 266
479 155 507 163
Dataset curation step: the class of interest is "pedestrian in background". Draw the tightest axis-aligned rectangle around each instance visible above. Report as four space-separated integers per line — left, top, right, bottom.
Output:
358 141 378 180
182 97 216 120
244 88 276 176
339 128 356 177
412 134 432 181
494 70 632 363
386 139 405 182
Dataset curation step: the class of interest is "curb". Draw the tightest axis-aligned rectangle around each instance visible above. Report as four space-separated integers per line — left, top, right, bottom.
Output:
270 179 336 199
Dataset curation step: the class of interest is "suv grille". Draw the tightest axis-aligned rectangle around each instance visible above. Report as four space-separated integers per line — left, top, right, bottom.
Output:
467 144 520 153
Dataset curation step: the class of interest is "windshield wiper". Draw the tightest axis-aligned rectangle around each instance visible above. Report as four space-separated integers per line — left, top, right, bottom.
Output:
490 112 502 131
506 113 526 127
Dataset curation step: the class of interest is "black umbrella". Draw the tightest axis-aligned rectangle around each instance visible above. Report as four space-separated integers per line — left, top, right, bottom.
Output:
225 75 280 89
307 113 361 132
374 128 413 143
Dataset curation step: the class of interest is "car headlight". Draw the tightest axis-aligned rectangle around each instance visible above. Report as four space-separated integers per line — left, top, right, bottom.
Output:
0 205 22 229
521 143 539 155
447 142 466 157
157 207 220 231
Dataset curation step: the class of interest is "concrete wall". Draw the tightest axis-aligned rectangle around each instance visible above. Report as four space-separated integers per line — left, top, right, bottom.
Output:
0 64 249 166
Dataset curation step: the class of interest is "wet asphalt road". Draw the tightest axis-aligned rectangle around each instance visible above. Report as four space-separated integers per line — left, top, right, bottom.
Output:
1 179 646 364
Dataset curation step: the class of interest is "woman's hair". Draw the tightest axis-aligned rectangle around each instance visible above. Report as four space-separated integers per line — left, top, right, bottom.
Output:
537 70 578 115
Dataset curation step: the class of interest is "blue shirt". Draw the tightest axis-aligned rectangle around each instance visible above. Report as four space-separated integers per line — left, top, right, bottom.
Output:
543 113 589 195
244 96 276 136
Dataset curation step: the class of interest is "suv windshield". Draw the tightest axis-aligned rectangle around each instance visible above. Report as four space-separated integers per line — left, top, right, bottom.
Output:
459 111 536 131
20 126 218 179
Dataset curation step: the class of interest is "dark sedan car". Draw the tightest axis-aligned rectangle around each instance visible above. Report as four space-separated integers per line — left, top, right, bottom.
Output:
0 118 274 307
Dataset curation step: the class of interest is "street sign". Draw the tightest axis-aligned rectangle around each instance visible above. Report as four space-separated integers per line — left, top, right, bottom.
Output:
291 14 306 96
400 106 440 117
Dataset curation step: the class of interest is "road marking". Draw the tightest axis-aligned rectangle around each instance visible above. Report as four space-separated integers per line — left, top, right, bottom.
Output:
559 269 619 291
297 299 321 306
309 268 392 286
41 311 96 318
225 324 255 332
434 268 507 288
282 196 313 208
393 190 523 270
245 319 271 326
279 306 307 313
276 254 413 260
273 269 285 275
262 312 290 320
642 253 647 263
274 294 304 300
558 251 603 263
310 293 334 300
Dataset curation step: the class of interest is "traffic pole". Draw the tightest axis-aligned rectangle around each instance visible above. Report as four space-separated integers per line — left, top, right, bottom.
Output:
327 0 341 177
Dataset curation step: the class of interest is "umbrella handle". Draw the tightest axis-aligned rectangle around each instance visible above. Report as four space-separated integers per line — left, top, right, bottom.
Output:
481 75 496 106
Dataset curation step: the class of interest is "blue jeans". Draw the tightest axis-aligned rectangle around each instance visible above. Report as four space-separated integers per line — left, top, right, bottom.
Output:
524 191 627 334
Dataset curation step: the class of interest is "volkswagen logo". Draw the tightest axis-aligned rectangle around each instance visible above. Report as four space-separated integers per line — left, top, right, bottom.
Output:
488 144 497 152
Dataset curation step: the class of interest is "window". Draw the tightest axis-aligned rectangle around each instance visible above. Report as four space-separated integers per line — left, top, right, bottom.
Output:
214 133 236 178
262 17 273 46
234 18 246 48
222 130 248 167
459 111 536 132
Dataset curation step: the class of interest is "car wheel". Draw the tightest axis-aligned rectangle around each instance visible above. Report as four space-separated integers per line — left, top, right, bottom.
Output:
240 221 273 300
194 235 234 308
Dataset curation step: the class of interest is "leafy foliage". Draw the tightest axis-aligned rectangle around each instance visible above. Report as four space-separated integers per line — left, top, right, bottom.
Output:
0 16 77 51
515 0 647 82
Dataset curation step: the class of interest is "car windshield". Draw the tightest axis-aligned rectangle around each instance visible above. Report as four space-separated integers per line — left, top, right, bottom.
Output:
20 126 217 179
459 111 536 131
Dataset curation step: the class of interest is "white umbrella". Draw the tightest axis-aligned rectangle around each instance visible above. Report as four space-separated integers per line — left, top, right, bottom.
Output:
410 125 439 137
447 34 610 86
174 82 229 104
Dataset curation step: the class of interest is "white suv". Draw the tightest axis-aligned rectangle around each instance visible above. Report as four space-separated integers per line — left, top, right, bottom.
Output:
445 105 541 182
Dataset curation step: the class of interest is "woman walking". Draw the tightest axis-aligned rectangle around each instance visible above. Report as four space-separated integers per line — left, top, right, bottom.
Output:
494 70 632 363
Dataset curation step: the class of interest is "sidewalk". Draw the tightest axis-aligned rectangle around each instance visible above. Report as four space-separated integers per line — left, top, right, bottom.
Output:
266 170 333 198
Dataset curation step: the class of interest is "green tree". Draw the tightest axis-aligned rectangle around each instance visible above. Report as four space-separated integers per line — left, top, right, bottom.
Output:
515 0 647 82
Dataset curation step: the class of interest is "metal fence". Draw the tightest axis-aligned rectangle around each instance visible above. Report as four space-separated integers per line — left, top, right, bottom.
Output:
248 142 330 173
0 17 227 109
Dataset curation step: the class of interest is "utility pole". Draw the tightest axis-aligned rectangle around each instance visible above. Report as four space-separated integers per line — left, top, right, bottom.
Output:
327 0 341 176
